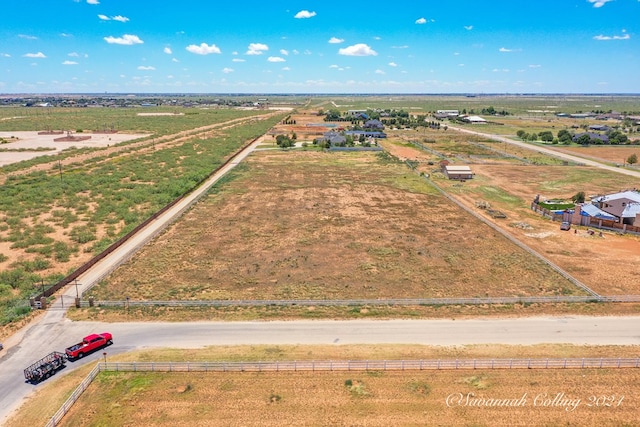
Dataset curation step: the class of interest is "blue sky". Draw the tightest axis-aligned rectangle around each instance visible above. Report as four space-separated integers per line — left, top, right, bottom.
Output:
1 0 639 94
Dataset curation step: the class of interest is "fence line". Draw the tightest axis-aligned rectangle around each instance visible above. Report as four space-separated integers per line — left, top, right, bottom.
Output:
81 294 640 309
405 163 600 298
36 133 264 302
44 357 640 427
44 364 101 427
98 358 640 373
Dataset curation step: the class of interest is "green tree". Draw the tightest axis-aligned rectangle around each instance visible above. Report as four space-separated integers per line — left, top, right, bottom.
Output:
516 130 527 139
572 191 586 204
627 153 638 165
539 131 554 142
576 134 592 145
557 129 573 144
275 134 294 148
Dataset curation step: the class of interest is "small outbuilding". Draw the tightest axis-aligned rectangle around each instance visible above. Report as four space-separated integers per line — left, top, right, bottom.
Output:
443 165 473 180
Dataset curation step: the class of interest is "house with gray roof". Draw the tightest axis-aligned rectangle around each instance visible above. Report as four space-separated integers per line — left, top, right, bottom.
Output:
591 190 640 225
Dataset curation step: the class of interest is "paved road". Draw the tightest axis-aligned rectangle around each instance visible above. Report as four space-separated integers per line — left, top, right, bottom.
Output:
449 126 640 179
3 315 640 423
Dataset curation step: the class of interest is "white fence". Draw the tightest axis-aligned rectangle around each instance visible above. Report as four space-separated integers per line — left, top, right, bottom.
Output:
44 357 640 426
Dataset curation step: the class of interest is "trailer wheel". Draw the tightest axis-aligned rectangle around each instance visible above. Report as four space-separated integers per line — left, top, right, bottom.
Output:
77 352 84 359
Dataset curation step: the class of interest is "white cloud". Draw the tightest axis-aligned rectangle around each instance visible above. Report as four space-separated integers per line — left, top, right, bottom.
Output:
329 37 344 44
222 67 234 74
282 67 290 71
415 18 434 24
268 56 286 62
529 64 542 68
60 33 73 37
87 0 99 4
62 60 78 65
1 53 11 57
232 58 246 62
23 52 46 58
137 65 155 70
104 34 143 45
389 62 398 67
19 34 38 40
464 25 473 30
338 43 377 56
280 49 289 55
587 0 613 7
68 52 80 57
392 45 409 49
99 14 129 22
373 36 381 40
186 43 221 55
164 47 172 54
329 64 339 68
375 69 385 75
499 47 521 52
246 43 268 55
294 10 316 18
593 33 630 40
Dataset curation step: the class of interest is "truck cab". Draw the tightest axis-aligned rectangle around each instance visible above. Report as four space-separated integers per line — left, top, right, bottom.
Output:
65 332 113 360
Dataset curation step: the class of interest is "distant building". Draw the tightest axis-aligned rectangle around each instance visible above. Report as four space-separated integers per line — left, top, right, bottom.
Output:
443 165 473 180
436 110 459 116
363 119 384 130
344 130 387 139
462 115 487 124
572 132 609 144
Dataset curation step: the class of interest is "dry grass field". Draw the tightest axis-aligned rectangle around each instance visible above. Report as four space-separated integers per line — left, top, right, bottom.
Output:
8 344 640 427
89 149 582 303
382 137 640 297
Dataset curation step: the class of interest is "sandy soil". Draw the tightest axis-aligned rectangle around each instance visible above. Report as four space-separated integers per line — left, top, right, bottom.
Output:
0 131 149 166
549 144 640 164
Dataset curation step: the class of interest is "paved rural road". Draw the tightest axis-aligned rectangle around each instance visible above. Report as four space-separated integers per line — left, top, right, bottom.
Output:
449 126 640 179
3 314 640 423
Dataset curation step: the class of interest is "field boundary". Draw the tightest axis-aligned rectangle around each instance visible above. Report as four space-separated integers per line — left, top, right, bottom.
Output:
45 357 640 427
405 160 600 297
80 294 640 309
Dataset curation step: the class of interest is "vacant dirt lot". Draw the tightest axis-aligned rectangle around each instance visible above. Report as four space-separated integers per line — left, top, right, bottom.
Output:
0 131 149 166
550 144 640 164
9 344 640 427
49 369 637 427
91 150 583 302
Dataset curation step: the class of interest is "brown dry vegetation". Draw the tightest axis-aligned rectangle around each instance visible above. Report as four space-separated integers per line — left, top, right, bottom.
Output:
381 132 640 297
8 344 640 427
90 150 582 303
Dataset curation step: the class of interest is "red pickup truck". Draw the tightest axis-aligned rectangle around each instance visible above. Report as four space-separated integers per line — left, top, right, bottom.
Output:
65 332 113 360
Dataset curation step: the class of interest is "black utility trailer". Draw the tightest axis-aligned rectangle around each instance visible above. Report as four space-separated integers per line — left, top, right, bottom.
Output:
24 352 67 383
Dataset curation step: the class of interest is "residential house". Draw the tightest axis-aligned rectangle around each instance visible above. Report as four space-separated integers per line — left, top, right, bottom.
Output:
591 190 640 225
318 131 346 146
363 119 384 130
572 132 609 144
